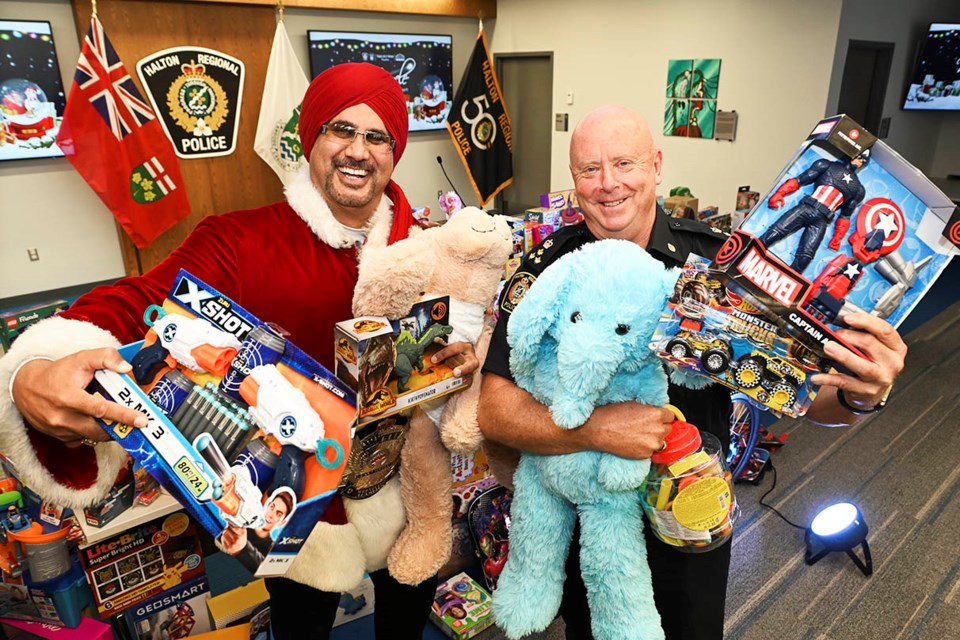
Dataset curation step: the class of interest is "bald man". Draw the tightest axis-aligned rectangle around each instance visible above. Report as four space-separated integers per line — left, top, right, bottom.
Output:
2 63 478 639
478 105 905 639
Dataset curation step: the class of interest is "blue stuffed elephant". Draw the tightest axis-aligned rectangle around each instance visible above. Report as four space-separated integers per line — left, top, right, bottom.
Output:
494 239 688 640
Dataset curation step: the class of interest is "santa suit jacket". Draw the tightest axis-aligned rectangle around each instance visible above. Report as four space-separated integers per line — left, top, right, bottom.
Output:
0 168 414 592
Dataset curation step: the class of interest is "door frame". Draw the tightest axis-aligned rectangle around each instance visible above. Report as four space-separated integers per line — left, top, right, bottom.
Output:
838 39 894 134
493 51 554 215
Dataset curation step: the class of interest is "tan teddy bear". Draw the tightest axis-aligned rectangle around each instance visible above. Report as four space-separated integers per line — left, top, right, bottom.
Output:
352 206 513 585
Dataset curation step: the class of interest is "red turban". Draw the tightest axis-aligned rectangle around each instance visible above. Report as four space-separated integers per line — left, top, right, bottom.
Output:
299 63 409 165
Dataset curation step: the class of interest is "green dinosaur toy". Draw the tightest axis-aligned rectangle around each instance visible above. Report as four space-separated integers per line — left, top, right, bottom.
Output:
394 323 453 393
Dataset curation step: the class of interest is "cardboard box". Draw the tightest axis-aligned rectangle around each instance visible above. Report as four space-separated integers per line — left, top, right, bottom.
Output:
206 579 268 630
122 574 212 639
333 574 374 628
82 471 134 528
186 625 251 640
539 189 577 209
79 511 206 618
429 573 493 639
664 196 699 219
0 300 68 350
735 186 760 213
653 114 959 416
0 617 112 640
87 270 352 579
334 297 470 428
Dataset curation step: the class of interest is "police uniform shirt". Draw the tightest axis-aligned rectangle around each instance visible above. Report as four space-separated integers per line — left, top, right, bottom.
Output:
483 206 732 445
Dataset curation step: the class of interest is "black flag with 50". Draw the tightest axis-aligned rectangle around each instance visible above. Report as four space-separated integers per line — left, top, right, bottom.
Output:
446 28 513 206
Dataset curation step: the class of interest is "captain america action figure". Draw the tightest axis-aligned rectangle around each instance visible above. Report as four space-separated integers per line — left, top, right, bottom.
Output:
758 149 870 273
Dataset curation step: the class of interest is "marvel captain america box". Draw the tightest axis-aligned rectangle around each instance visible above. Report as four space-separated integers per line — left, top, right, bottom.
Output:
86 270 356 577
653 114 959 416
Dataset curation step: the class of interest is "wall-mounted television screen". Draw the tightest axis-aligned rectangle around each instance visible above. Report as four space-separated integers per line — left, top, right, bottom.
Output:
0 19 67 160
308 30 453 132
903 23 960 111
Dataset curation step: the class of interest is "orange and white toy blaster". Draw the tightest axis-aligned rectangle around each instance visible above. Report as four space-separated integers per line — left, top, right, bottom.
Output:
132 312 241 384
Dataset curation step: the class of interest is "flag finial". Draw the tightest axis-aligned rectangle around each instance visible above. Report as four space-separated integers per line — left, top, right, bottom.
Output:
91 0 98 16
277 0 284 21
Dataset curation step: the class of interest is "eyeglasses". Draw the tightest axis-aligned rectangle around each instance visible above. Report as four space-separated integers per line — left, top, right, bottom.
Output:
321 122 396 151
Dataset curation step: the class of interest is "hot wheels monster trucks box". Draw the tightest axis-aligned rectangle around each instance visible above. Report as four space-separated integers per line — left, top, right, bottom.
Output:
655 114 959 415
651 254 828 416
334 295 470 428
86 270 355 579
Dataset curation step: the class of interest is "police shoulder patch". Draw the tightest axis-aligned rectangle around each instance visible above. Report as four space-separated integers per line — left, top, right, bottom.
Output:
500 271 536 314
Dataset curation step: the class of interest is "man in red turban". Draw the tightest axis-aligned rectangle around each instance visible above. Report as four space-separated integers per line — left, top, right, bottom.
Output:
2 63 475 639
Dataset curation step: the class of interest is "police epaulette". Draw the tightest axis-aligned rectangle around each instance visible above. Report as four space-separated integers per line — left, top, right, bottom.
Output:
666 216 730 238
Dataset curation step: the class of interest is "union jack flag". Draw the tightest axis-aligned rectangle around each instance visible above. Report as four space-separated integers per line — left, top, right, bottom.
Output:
75 15 154 141
57 14 190 249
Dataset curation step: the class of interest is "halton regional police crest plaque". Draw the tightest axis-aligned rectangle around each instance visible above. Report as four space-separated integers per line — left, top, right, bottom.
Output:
136 47 244 159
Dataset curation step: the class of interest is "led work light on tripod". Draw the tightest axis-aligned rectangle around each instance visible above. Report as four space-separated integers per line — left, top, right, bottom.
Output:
804 502 872 576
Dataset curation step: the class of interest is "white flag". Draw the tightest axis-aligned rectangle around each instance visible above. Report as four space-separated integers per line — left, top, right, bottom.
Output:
254 20 309 185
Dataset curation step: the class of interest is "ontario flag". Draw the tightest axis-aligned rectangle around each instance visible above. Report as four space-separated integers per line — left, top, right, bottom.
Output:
57 14 189 248
446 26 513 206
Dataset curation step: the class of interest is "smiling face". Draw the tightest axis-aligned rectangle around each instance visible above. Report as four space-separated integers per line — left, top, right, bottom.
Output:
569 106 662 247
263 495 290 529
309 103 395 227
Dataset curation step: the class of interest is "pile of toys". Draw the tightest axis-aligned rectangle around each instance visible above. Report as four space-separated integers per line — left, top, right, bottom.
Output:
87 270 355 579
653 114 959 416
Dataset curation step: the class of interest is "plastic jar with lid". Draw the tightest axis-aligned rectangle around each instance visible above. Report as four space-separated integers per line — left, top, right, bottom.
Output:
640 412 738 552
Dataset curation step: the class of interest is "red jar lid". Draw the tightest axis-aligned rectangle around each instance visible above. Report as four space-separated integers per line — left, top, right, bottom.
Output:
651 419 702 465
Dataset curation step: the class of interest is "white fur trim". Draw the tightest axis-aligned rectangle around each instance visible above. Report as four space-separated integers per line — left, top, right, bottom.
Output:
282 477 405 591
284 521 367 592
283 165 395 254
344 476 406 572
0 316 129 509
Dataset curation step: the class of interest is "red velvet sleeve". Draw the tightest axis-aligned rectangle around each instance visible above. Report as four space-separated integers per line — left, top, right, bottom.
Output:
63 212 245 342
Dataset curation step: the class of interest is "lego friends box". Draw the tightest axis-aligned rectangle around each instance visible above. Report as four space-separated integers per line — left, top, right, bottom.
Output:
87 270 356 578
653 115 959 416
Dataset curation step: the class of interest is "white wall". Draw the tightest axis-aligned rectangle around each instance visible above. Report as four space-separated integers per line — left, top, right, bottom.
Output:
825 0 960 177
490 0 844 214
1 0 127 299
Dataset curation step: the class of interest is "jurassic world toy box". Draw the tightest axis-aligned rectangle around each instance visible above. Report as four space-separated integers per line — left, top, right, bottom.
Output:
653 115 959 416
333 296 470 428
87 270 355 578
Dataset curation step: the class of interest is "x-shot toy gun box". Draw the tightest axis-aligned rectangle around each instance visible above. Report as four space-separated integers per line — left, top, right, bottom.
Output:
653 114 959 416
334 296 469 428
87 270 356 578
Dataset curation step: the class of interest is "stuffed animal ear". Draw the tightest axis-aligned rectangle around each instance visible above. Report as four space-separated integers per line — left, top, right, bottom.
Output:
353 235 436 318
506 255 578 381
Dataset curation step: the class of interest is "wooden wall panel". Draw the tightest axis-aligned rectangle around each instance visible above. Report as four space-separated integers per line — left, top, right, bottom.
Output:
70 0 285 274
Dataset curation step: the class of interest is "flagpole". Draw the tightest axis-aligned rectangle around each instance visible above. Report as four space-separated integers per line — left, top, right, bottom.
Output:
277 0 284 22
91 0 97 16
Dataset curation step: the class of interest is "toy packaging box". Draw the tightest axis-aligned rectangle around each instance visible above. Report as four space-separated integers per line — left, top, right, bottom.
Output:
333 574 374 628
0 617 113 640
87 270 356 578
78 511 205 619
205 579 268 630
0 300 69 351
333 296 470 428
653 114 959 416
429 572 493 639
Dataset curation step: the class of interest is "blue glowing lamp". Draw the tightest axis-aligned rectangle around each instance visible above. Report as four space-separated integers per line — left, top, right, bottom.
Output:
804 502 872 576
